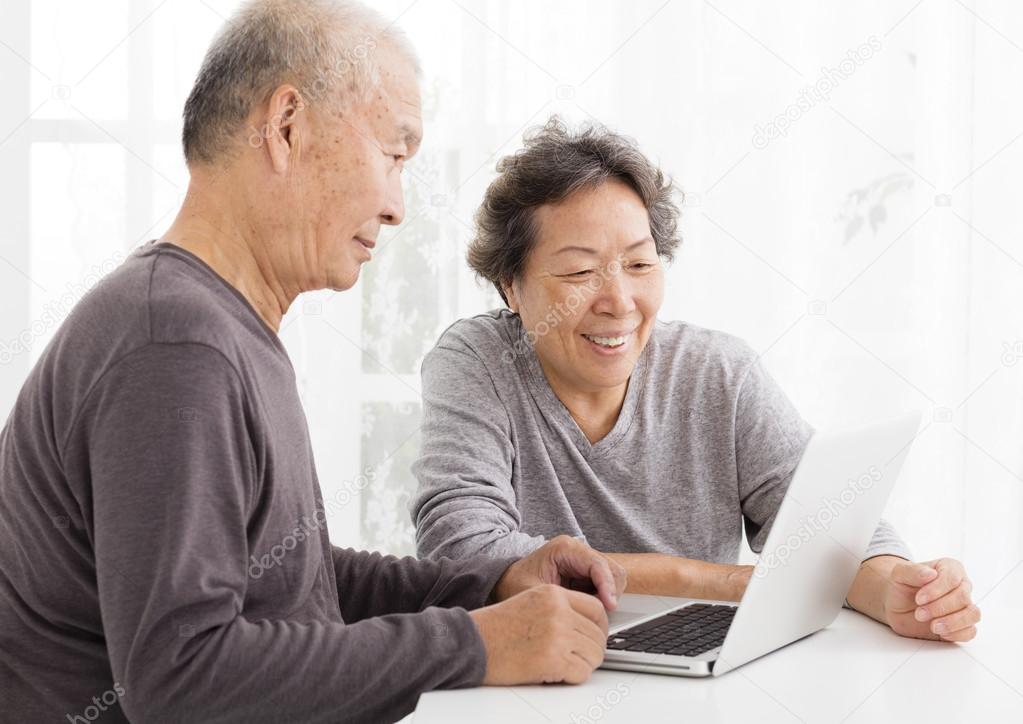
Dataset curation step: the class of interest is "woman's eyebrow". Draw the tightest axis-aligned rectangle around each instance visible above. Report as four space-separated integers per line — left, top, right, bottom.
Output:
553 237 654 256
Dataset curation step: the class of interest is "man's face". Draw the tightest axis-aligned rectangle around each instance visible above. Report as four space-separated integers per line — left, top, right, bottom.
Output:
506 178 665 396
289 49 422 292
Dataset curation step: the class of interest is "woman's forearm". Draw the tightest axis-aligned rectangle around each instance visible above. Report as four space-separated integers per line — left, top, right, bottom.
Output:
845 554 902 624
603 553 752 601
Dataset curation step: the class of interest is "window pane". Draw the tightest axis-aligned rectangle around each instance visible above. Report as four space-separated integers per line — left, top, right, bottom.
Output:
152 1 245 120
29 143 126 365
360 153 459 376
360 401 422 556
31 0 130 119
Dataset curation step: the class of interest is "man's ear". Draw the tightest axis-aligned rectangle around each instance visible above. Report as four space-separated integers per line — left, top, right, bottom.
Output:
263 84 306 174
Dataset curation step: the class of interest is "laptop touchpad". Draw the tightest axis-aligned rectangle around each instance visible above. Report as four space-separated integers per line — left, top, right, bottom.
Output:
608 609 650 630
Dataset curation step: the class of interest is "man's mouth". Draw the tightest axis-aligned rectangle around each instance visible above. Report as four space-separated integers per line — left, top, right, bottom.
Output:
355 237 376 250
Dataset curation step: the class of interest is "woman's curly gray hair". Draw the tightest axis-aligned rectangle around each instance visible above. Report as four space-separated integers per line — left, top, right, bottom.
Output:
468 116 682 304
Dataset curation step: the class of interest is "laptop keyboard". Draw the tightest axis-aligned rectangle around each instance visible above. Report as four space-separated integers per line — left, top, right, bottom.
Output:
606 603 737 657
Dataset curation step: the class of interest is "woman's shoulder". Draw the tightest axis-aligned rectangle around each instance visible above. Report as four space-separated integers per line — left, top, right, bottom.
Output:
434 308 519 351
649 319 760 382
423 309 524 371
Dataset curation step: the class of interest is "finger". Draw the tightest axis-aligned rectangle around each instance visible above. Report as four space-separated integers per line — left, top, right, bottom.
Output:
890 561 938 589
605 556 628 604
932 604 982 637
569 627 606 670
554 541 621 610
571 607 611 649
584 554 621 610
939 625 977 643
914 582 973 621
564 589 610 634
561 650 597 684
916 559 965 605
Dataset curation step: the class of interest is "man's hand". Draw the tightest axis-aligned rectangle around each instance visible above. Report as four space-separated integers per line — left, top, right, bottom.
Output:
469 584 609 685
884 558 980 642
491 535 627 610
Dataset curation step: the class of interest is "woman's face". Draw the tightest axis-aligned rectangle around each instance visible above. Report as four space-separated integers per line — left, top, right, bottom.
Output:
505 178 665 396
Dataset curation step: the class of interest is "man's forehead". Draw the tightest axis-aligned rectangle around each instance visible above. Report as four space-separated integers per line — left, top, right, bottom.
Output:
375 62 422 141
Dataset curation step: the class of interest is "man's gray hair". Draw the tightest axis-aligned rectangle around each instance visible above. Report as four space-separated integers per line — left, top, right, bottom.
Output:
182 0 419 165
468 116 682 304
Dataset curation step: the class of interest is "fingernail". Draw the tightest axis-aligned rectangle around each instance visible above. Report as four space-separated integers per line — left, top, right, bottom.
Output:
933 622 947 634
915 607 930 621
916 593 929 605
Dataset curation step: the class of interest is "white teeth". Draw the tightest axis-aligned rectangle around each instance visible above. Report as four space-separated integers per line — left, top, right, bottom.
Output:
584 334 628 348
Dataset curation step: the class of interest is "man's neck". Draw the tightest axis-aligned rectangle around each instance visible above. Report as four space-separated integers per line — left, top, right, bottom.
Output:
159 177 293 332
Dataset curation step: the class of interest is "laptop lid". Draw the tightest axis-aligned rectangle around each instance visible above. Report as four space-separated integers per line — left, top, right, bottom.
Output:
711 412 921 676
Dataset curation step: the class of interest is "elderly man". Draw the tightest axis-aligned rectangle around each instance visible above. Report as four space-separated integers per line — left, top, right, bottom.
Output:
0 2 626 722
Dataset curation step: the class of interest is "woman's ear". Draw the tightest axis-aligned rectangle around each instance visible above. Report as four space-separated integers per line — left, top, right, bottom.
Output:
502 279 520 313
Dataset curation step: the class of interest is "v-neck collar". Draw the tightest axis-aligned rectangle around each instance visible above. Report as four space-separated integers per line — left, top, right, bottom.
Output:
510 313 650 459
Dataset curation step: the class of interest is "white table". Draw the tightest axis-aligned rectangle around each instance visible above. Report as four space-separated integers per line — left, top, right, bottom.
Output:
413 606 1023 723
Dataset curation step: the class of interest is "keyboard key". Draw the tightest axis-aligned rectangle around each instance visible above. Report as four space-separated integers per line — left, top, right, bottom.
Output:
608 604 737 656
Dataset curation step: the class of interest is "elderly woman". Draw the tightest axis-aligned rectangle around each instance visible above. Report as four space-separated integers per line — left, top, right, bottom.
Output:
411 117 981 643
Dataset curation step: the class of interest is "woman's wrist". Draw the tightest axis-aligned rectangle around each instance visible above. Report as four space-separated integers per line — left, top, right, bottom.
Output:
688 561 753 601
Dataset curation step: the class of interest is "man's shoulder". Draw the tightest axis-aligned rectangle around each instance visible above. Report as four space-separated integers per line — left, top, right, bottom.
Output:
145 245 269 349
32 244 278 412
59 243 262 359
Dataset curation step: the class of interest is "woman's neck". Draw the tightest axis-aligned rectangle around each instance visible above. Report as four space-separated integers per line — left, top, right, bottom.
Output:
539 360 629 444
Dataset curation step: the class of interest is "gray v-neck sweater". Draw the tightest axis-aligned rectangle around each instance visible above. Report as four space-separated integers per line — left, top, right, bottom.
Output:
411 310 910 565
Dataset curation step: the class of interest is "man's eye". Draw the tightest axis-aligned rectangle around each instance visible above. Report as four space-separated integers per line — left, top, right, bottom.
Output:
564 269 593 278
630 263 653 270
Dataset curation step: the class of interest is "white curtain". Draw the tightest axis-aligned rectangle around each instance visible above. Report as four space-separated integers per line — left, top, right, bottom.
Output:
1 1 1020 626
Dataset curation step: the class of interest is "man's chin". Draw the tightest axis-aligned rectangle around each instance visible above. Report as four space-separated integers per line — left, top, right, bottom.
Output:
324 267 362 293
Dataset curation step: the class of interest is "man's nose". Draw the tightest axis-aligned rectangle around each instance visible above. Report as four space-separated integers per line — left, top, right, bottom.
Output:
380 173 406 226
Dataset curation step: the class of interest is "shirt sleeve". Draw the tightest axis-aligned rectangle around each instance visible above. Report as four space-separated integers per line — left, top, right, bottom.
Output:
65 342 493 724
734 351 912 561
410 343 548 560
331 547 516 623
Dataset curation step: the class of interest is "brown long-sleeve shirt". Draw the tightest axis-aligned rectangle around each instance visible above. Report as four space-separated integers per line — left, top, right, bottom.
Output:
0 242 511 723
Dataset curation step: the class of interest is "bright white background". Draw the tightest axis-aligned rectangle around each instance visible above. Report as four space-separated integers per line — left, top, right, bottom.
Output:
1 0 1021 701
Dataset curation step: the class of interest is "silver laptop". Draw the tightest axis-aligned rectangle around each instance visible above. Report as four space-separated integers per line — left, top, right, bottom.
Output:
601 412 922 677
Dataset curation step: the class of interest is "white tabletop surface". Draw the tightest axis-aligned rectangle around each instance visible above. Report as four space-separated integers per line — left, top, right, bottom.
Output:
412 599 1023 723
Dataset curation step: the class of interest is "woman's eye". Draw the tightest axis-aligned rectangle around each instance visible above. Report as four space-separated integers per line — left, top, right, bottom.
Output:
564 269 593 278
